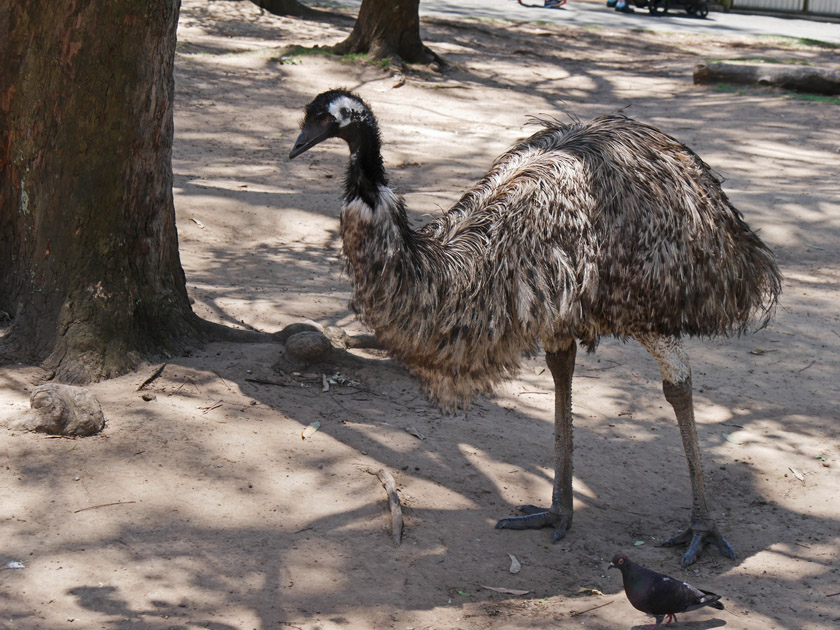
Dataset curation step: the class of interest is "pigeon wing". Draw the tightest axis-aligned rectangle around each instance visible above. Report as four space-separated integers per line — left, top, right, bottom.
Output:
646 577 722 616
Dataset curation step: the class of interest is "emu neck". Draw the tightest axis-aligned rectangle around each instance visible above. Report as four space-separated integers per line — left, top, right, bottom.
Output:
339 120 415 265
344 123 387 210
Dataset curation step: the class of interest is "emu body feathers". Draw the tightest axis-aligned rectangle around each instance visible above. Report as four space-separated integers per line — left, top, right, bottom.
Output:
293 92 779 407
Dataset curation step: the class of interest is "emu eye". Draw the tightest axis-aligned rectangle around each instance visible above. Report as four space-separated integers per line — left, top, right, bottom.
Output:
340 107 349 118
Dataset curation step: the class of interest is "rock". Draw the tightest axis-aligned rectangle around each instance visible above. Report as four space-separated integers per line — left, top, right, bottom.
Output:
9 384 105 436
273 321 324 344
284 331 332 365
324 326 350 349
324 326 380 350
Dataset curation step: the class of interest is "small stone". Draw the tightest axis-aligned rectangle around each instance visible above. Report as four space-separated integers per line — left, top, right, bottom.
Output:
141 392 156 402
284 331 332 365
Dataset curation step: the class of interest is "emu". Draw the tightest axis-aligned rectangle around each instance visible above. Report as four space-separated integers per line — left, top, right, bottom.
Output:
289 89 781 567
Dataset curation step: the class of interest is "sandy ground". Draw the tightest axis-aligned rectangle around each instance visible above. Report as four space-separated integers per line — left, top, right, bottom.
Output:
2 1 840 629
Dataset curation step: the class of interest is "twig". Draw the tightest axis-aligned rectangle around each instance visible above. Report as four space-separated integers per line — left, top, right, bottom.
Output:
74 500 136 514
137 363 166 391
570 600 614 617
170 376 200 397
827 591 840 597
213 370 233 391
245 378 286 387
199 400 223 414
365 467 404 546
796 360 816 373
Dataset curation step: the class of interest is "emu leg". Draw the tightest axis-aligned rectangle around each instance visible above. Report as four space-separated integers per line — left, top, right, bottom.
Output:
639 335 736 567
495 339 576 542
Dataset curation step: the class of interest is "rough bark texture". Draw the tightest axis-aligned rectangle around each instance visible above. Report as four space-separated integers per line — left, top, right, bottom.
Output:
0 0 204 383
330 0 440 65
694 62 840 95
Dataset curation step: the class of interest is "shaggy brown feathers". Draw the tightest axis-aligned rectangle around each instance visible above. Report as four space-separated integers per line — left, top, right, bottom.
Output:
296 91 781 407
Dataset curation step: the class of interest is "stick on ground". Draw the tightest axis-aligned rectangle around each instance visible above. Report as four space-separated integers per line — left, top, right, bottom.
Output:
366 467 404 546
137 364 166 391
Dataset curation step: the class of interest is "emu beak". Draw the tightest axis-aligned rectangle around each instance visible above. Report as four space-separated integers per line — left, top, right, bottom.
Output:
289 118 335 159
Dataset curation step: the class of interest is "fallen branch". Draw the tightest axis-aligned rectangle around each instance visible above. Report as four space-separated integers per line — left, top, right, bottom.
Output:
245 378 287 387
570 600 614 617
74 500 136 514
694 62 840 95
136 363 166 391
365 467 404 546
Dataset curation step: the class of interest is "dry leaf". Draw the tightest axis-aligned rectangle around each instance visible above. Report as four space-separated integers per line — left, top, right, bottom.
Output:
321 374 330 393
481 586 530 595
789 467 804 482
405 427 425 440
577 587 604 596
508 554 521 574
301 421 321 440
722 432 742 445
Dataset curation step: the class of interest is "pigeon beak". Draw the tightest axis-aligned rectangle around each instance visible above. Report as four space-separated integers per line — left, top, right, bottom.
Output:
608 561 616 570
289 117 336 159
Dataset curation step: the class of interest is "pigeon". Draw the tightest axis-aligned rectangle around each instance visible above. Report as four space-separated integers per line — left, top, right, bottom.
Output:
609 553 724 629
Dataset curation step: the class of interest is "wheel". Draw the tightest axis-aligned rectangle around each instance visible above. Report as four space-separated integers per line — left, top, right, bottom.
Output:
649 0 668 15
695 3 709 17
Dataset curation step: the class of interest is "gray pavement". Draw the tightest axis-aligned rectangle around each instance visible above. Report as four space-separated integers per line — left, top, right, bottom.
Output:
326 1 840 44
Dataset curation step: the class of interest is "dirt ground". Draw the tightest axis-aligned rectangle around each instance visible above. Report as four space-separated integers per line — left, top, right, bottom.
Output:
2 1 839 628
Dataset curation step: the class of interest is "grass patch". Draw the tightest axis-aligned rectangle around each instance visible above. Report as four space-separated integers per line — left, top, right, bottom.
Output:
758 35 839 50
713 82 840 106
272 46 391 69
707 57 813 65
713 82 747 95
788 93 840 106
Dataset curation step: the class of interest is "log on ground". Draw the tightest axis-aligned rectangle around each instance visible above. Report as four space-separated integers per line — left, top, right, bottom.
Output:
693 62 840 95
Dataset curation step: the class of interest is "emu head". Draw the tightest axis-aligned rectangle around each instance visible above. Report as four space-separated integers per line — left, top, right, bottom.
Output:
289 89 377 159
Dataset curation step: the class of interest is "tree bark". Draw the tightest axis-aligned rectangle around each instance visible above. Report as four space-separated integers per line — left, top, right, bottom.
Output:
330 0 440 65
0 0 205 383
694 62 840 95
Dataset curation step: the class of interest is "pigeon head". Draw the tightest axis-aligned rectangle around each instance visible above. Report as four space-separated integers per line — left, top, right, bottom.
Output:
609 553 631 571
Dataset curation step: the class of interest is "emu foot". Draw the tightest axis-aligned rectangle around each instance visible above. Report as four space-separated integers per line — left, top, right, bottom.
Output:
660 522 735 567
495 505 570 543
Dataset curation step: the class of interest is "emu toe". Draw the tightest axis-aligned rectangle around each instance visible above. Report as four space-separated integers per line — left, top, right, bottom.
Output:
495 505 570 542
661 523 736 568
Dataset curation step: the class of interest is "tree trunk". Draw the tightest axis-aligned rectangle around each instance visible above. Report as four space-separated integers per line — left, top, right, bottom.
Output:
331 0 440 65
0 0 205 383
694 62 840 95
